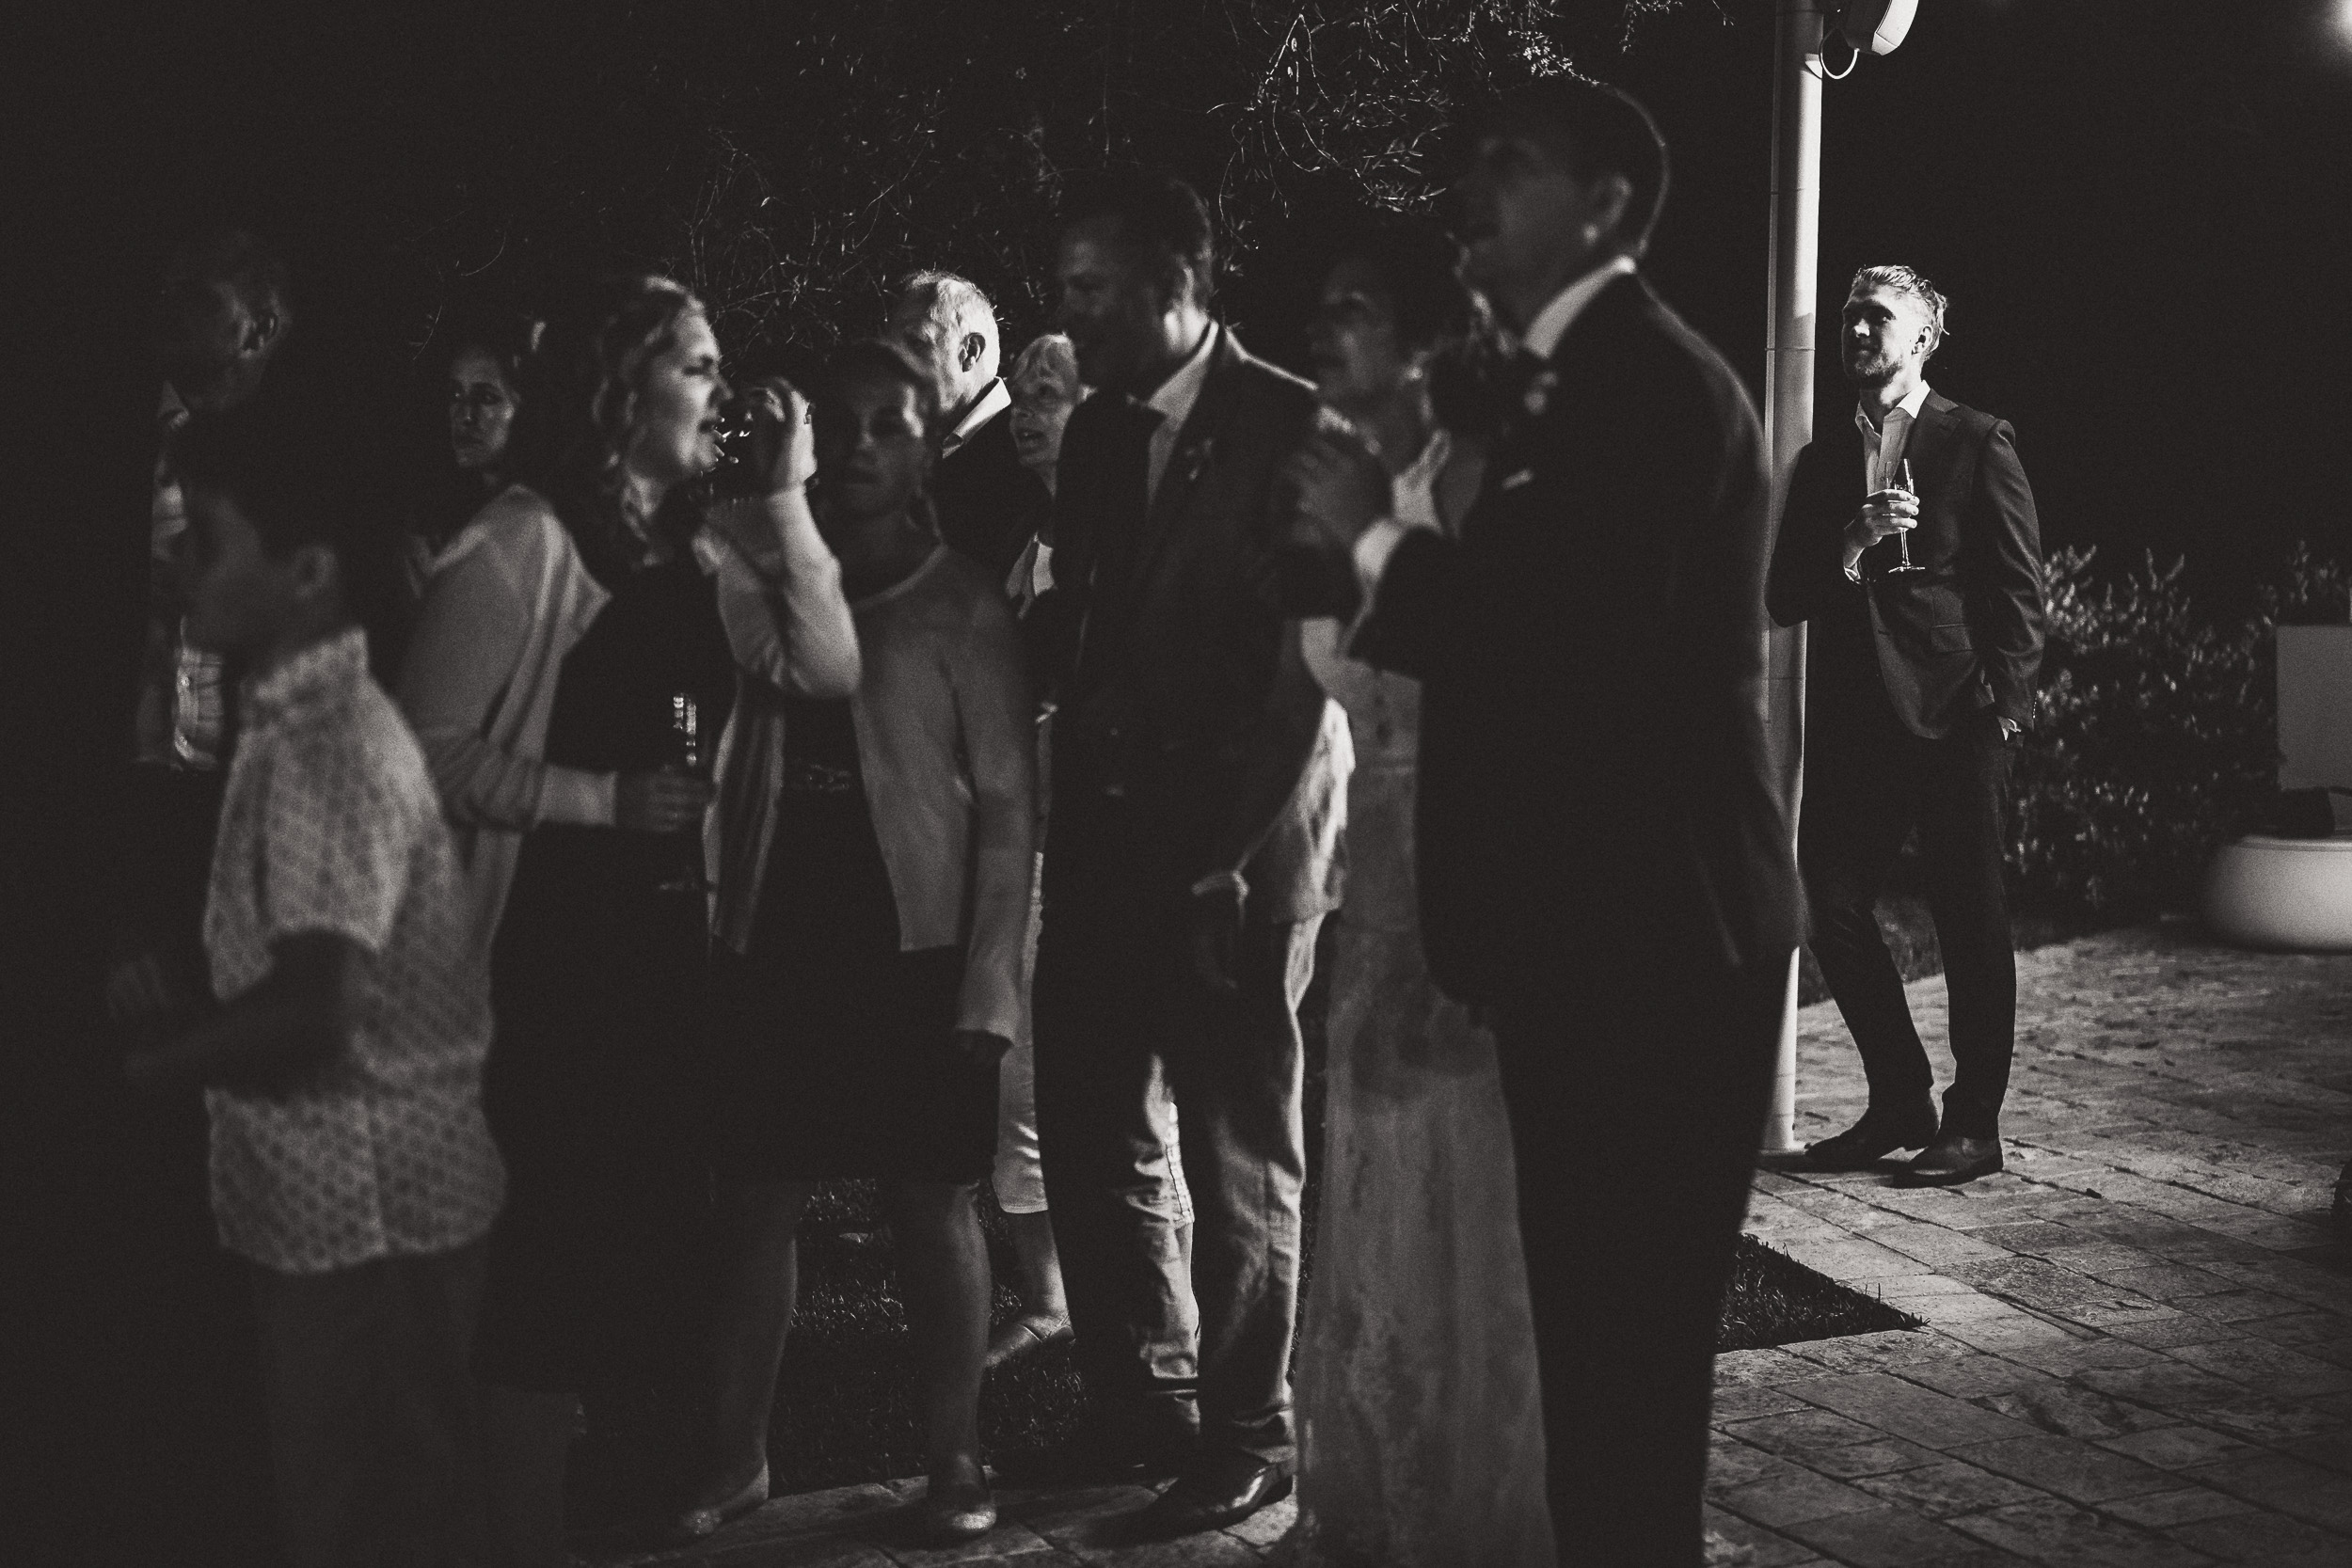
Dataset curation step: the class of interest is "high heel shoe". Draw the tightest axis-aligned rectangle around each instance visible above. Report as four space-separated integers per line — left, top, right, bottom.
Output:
908 1463 995 1544
985 1311 1074 1370
669 1461 769 1543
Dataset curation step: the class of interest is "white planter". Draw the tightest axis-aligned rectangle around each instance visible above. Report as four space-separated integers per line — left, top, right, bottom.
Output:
2202 834 2352 952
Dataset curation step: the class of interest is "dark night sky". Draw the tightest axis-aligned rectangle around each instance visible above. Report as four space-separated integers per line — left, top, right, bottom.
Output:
17 0 2352 585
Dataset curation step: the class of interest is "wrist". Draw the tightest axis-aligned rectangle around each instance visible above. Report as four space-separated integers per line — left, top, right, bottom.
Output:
1190 869 1248 903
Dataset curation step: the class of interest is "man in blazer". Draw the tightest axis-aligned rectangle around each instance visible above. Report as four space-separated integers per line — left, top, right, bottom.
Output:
1286 81 1800 1567
1015 171 1349 1537
1767 265 2044 1188
887 271 1051 582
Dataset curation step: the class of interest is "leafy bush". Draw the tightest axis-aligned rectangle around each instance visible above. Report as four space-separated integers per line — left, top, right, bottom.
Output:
2010 545 2350 917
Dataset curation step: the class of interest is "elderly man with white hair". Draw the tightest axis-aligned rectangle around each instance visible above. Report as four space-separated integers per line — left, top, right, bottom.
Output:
887 271 1051 579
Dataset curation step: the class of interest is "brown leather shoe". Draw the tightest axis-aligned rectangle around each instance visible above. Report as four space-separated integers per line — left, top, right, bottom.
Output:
1131 1449 1293 1539
1896 1134 2004 1187
1804 1102 1939 1171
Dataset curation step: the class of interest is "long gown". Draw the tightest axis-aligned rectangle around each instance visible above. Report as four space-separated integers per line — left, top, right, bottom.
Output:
1294 429 1555 1567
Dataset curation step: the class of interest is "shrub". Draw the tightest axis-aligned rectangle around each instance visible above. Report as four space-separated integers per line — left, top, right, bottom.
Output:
2009 545 2350 918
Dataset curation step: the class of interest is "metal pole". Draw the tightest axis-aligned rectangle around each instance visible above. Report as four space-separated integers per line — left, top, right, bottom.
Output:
1760 0 1826 1154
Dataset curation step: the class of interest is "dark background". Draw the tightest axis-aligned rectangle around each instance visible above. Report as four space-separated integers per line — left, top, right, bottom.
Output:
6 0 2350 1559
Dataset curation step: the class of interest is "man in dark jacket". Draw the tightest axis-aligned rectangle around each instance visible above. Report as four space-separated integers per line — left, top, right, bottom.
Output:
887 271 1049 582
1767 264 2045 1188
1014 171 1349 1539
1285 80 1801 1567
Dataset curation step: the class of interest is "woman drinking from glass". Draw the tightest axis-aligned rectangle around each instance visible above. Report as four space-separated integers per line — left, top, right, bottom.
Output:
396 273 858 1568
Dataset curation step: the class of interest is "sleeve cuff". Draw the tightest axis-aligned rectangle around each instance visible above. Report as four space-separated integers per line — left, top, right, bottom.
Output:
1353 518 1408 595
541 768 617 827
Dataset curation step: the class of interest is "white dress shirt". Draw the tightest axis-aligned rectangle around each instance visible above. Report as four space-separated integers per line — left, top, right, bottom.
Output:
940 376 1012 459
1352 258 1637 589
1858 379 1933 494
1145 321 1220 503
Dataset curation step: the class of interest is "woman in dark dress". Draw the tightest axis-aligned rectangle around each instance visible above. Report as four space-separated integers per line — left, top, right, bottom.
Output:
446 275 857 1568
678 341 1036 1545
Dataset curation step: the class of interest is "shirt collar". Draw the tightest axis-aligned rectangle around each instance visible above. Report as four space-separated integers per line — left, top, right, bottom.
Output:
1144 321 1220 435
1519 256 1638 361
1856 380 1933 440
940 377 1011 457
244 626 370 729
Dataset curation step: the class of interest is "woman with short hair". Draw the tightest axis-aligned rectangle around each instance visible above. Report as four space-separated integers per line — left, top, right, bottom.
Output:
682 339 1035 1546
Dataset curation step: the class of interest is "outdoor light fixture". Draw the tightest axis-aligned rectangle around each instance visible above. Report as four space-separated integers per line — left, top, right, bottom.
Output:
1835 0 1917 56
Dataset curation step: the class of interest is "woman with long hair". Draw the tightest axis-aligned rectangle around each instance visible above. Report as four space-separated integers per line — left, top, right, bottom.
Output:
404 312 542 581
681 339 1034 1546
396 274 858 1567
1283 220 1554 1566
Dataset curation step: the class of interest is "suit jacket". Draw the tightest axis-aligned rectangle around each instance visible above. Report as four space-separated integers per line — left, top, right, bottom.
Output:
1036 326 1346 924
1355 273 1802 1006
932 396 1051 583
1766 391 2044 739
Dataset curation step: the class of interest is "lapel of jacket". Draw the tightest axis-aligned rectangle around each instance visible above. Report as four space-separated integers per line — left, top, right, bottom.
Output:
1473 272 1647 515
1899 391 1962 507
1118 325 1244 603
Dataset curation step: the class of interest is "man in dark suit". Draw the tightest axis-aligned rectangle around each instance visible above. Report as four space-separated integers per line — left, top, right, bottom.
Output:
1767 265 2045 1187
887 270 1051 582
1286 81 1800 1566
1014 171 1349 1537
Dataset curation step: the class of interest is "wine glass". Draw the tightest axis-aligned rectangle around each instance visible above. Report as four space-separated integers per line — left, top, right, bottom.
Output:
1884 456 1924 575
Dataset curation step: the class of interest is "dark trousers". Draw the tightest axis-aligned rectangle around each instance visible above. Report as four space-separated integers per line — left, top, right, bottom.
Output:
247 1242 488 1568
1033 821 1321 1465
1495 952 1788 1568
1801 697 2017 1138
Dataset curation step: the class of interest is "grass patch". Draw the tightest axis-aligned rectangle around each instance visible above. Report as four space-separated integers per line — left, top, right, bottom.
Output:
1719 1233 1920 1352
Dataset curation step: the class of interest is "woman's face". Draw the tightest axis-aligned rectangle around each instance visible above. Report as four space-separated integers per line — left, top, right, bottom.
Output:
626 309 731 488
1008 351 1084 477
447 347 518 475
1306 256 1419 417
815 367 932 529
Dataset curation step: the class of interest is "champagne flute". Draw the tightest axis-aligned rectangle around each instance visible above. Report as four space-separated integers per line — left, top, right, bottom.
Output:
1884 456 1924 575
655 690 709 894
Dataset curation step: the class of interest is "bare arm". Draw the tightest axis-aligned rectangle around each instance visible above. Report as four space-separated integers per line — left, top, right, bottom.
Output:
124 932 358 1097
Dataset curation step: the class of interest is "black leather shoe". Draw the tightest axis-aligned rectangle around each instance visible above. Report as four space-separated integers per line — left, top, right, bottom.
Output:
1131 1449 1293 1539
993 1416 1195 1486
1804 1103 1940 1170
1897 1134 2004 1187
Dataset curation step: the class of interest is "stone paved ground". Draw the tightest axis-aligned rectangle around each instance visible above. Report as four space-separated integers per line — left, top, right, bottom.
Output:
585 922 2352 1566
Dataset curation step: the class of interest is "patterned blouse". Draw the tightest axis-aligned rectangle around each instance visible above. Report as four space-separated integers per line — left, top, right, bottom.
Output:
203 626 504 1274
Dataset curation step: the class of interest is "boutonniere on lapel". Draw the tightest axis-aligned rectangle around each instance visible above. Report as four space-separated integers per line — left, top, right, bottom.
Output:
1176 435 1216 489
1521 367 1559 421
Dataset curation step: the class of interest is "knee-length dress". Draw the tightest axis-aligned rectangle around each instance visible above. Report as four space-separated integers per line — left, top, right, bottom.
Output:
472 546 735 1391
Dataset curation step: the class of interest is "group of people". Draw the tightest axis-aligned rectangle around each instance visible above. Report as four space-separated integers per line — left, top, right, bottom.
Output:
107 72 2044 1568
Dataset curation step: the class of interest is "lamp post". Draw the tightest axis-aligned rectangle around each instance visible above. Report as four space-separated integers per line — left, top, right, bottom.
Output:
1760 0 1827 1155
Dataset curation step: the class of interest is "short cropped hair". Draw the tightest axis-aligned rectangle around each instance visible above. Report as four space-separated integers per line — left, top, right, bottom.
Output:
1851 264 1950 358
1057 170 1217 305
1478 78 1671 258
822 338 945 439
894 268 1001 377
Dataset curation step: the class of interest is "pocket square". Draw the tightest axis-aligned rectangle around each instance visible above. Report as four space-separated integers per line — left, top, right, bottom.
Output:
1501 468 1535 491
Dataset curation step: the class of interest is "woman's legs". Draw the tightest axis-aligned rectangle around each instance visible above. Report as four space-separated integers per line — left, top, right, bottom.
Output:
691 1179 818 1503
888 1180 991 1479
988 1209 1073 1365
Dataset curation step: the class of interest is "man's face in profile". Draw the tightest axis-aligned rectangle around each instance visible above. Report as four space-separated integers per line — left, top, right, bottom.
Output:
1052 217 1171 396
